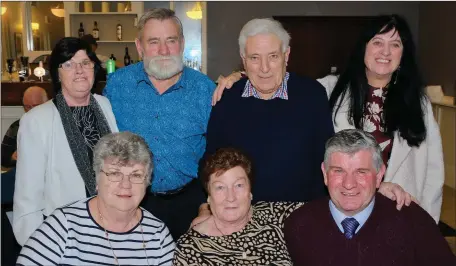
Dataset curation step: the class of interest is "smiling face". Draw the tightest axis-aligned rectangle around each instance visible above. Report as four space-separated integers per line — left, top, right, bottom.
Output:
364 28 403 82
135 18 184 80
322 150 385 216
208 166 252 223
97 159 147 213
242 33 290 99
58 50 94 105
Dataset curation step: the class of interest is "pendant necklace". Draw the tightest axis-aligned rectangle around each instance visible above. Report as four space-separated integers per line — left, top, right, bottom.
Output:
213 218 247 259
97 199 150 266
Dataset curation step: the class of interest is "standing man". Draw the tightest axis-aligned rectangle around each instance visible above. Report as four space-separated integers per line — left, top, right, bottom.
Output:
204 18 334 203
284 129 455 265
103 8 216 240
1 86 49 169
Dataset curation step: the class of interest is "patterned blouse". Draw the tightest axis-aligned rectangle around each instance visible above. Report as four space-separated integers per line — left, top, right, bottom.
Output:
70 106 101 163
173 201 304 266
363 86 394 166
71 106 101 197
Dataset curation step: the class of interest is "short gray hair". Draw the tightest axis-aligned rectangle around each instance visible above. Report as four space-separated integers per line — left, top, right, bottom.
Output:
324 129 383 172
238 18 291 56
137 8 184 40
93 132 153 185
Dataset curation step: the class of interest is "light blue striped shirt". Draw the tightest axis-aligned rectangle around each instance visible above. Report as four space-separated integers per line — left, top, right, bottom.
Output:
329 197 375 234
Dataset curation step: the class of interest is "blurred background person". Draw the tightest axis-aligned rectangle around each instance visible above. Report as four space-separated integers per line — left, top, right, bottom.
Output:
1 86 49 170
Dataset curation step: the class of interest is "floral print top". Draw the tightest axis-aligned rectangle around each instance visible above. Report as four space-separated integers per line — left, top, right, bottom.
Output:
363 86 394 166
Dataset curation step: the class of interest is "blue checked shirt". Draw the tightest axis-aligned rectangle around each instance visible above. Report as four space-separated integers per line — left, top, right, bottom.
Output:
241 72 290 100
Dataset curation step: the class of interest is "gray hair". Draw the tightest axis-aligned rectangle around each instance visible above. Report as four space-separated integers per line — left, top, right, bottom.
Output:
137 8 184 40
238 18 291 56
93 132 153 185
324 129 383 172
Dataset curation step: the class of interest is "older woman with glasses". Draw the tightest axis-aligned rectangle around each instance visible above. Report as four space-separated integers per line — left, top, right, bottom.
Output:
17 132 175 266
13 37 118 246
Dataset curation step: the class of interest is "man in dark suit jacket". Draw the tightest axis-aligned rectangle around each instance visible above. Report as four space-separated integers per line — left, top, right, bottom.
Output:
284 129 455 265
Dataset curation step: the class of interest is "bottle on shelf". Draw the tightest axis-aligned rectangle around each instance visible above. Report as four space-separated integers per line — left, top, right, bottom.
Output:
92 21 99 40
124 47 131 66
106 58 115 75
116 21 123 41
78 22 85 38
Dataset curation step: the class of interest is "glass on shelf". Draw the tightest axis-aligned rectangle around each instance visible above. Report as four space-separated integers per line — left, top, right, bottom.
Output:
6 59 14 81
18 56 30 82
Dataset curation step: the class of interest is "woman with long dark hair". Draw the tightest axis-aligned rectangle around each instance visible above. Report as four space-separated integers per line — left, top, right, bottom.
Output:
13 37 118 245
328 15 443 223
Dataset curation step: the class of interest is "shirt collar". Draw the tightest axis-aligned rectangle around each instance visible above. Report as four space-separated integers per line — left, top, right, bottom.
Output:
242 72 289 100
329 197 375 234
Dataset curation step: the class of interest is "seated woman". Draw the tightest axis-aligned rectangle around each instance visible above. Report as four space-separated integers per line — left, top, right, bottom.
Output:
173 148 412 266
17 132 175 266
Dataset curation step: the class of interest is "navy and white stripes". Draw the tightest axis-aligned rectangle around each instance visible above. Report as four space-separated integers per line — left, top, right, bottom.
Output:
17 198 175 266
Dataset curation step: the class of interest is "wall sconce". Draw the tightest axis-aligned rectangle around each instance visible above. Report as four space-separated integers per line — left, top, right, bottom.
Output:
1 6 7 15
186 2 202 20
51 4 65 18
31 22 40 31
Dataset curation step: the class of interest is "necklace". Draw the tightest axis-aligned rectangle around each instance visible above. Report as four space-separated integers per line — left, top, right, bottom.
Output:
213 218 247 259
97 198 150 266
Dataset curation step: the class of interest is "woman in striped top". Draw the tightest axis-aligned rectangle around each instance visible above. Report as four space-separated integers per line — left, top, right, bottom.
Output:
17 132 175 265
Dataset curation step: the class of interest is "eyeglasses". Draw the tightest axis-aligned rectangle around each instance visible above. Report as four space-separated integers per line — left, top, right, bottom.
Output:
100 170 146 184
59 60 95 71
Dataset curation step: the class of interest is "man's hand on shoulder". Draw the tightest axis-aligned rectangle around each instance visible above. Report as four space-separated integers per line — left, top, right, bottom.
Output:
190 203 212 228
212 71 245 106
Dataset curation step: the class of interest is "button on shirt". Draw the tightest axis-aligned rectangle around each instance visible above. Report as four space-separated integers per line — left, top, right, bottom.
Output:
104 63 216 192
329 197 375 234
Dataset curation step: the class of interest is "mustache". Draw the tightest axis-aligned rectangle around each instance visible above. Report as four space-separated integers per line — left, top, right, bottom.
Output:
149 55 179 63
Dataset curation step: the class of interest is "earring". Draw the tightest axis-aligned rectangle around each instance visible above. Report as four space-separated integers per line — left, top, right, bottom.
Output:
250 193 253 200
394 66 401 84
207 197 210 204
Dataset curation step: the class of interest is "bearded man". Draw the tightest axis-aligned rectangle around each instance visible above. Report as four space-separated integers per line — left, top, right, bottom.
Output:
103 8 215 240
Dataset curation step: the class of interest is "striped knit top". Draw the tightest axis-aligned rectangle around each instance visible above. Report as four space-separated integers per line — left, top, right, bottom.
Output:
17 197 175 266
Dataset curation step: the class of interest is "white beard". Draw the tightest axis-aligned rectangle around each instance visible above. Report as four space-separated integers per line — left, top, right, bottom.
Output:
143 55 184 80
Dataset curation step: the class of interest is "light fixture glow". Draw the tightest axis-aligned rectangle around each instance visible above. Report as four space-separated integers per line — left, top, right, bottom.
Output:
31 22 40 31
51 8 65 18
186 2 202 20
51 3 65 18
1 6 7 15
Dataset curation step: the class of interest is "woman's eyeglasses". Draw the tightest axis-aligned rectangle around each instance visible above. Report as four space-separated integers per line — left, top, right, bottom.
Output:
100 169 147 184
59 60 95 71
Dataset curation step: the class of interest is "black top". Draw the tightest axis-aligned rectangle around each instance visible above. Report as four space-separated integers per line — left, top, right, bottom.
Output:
1 119 20 168
71 106 100 197
205 73 334 202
